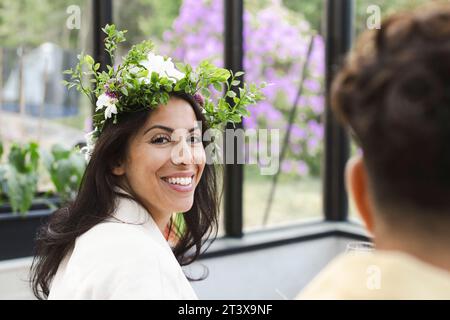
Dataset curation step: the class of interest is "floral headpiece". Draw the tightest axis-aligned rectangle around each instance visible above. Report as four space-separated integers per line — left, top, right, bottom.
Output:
63 24 266 161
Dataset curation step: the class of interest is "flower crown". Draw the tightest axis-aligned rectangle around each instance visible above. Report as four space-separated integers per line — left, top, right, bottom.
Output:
63 24 266 161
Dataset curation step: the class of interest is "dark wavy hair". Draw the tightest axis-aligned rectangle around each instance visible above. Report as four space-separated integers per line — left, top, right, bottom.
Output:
30 92 220 299
332 4 450 222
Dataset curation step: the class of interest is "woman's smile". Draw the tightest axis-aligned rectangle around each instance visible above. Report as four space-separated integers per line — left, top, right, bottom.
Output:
160 171 196 193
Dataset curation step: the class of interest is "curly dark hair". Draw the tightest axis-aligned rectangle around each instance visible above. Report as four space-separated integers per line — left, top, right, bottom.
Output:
331 3 450 221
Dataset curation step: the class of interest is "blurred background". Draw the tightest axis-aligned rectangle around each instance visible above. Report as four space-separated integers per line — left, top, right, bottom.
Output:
0 0 436 299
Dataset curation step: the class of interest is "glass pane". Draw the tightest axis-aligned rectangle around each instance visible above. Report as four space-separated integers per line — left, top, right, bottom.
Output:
0 0 91 193
113 0 225 235
243 0 325 230
113 0 223 67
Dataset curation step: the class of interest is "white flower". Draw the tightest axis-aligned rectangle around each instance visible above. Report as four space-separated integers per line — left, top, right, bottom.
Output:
96 92 118 119
80 129 98 162
161 57 185 80
84 129 96 146
140 52 185 81
80 145 94 162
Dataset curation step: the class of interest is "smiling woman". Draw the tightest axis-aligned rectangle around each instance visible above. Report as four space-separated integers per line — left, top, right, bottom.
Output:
30 92 220 299
112 96 207 233
29 24 264 300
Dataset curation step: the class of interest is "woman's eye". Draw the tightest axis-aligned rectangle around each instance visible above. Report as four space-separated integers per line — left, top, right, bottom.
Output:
151 135 171 144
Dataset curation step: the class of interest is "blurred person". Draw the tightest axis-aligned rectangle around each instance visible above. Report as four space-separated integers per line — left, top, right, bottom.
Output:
297 3 450 299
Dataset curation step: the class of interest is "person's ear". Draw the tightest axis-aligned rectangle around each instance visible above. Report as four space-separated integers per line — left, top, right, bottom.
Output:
345 155 375 235
112 161 126 176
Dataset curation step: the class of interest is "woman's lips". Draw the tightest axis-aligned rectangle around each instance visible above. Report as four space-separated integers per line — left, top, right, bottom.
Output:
160 174 195 193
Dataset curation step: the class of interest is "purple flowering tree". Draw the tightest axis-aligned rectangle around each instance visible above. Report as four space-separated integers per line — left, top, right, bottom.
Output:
161 0 325 178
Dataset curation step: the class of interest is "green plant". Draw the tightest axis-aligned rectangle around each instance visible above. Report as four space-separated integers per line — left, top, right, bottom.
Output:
42 144 86 204
0 142 40 215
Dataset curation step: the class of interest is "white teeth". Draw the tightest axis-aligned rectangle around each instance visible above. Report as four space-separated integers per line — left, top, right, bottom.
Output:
165 176 193 186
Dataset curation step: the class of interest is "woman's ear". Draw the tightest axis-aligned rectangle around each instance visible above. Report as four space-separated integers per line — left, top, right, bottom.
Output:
345 155 375 235
112 162 126 176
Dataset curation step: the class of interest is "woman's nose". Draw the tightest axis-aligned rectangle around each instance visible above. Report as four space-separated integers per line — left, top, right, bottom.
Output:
171 138 194 165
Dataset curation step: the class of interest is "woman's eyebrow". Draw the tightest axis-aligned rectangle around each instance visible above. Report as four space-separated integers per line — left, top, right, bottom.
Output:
143 125 200 136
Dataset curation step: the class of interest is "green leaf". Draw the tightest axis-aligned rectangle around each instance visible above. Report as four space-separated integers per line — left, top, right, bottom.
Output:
8 144 25 172
27 142 40 172
174 78 186 91
234 71 245 77
175 62 186 73
231 80 240 86
227 91 236 98
213 82 222 92
213 69 231 82
5 166 37 215
120 87 128 96
230 114 242 123
85 55 95 65
45 145 86 203
51 144 70 161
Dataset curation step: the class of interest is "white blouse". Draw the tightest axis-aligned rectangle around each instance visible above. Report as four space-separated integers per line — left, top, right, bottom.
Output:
48 194 198 300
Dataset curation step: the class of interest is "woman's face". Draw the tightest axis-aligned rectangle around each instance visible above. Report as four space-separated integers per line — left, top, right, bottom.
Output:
114 97 206 220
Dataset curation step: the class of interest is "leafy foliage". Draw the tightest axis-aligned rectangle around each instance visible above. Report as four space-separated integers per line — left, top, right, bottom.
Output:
0 142 40 215
63 24 266 140
42 144 86 204
0 142 86 215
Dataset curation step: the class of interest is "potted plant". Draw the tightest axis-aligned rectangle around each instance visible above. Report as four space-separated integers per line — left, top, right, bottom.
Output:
0 141 85 260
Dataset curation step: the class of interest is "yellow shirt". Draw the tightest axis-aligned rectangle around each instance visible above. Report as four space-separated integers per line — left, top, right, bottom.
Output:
296 250 450 300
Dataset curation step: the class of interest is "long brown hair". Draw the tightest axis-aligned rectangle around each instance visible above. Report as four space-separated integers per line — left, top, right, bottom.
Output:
30 92 220 299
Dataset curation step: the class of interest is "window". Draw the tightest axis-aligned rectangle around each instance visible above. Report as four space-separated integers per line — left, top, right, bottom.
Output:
0 0 91 193
242 0 325 230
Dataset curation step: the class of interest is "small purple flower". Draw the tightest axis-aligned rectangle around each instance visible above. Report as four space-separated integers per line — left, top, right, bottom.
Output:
281 160 293 173
307 138 319 151
307 120 324 140
296 161 309 176
105 91 118 100
290 143 302 155
103 83 118 99
193 92 205 107
291 125 307 140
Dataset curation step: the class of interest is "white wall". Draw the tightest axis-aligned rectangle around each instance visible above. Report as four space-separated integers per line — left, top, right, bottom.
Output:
0 257 34 300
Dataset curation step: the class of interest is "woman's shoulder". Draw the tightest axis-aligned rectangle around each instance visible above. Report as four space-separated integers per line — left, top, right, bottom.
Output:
50 221 166 299
74 220 162 259
64 221 164 284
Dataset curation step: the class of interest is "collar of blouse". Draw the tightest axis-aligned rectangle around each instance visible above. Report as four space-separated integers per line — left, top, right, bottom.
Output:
109 186 172 251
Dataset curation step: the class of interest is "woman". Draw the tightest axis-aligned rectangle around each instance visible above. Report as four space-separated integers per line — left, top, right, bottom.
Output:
30 25 264 299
